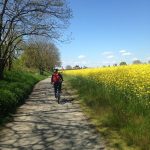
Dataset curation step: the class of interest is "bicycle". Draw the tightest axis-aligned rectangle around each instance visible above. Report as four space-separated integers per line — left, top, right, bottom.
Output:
55 84 61 104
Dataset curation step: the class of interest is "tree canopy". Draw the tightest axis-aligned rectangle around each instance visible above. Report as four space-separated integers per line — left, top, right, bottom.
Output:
22 40 60 74
0 0 72 79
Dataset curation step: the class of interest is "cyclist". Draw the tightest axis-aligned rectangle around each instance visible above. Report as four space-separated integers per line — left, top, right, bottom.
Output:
51 68 63 98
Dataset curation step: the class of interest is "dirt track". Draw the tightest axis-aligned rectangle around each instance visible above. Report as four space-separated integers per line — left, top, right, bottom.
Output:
0 78 105 150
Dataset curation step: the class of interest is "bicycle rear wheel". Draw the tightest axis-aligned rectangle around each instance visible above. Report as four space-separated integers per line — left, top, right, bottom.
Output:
57 92 60 104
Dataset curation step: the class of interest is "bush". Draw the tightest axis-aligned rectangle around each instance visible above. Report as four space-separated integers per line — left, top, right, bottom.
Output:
0 89 17 115
0 70 46 117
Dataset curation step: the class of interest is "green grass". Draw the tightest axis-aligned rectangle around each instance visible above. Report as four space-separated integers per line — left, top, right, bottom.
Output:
65 75 150 150
0 69 47 121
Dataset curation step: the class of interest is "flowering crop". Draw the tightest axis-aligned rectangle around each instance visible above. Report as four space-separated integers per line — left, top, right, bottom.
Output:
65 64 150 113
64 64 150 148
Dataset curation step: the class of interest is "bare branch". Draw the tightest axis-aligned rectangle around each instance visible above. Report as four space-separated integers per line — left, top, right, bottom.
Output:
0 0 72 78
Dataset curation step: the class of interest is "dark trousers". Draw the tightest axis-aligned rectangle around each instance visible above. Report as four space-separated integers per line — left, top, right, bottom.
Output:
54 82 62 94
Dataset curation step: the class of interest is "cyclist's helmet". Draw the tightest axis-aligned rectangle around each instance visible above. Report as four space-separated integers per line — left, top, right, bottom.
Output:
54 68 58 72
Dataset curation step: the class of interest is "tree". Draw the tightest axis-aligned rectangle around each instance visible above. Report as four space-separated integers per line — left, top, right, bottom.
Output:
133 60 142 64
148 60 150 64
73 65 80 69
22 40 60 74
119 61 127 66
0 0 72 79
66 65 72 70
7 38 24 71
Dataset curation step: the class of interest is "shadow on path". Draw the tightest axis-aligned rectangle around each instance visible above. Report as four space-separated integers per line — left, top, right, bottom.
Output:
0 78 105 150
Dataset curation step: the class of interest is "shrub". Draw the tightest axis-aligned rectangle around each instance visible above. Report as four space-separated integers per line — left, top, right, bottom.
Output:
0 89 17 115
0 69 46 117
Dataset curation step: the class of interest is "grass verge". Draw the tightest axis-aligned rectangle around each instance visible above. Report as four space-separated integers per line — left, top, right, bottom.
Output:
64 75 147 150
0 69 48 124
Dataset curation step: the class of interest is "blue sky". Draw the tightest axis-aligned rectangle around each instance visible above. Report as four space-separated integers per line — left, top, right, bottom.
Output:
58 0 150 67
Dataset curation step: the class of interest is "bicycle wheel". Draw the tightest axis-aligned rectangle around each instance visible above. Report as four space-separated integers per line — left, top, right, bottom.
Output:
57 92 60 104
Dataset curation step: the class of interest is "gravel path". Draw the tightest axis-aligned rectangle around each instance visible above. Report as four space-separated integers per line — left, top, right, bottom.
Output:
0 78 105 150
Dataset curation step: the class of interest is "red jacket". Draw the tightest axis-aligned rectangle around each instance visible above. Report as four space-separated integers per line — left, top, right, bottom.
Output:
51 73 63 83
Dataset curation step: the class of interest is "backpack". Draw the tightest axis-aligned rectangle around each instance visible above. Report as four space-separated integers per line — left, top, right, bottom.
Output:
53 73 61 83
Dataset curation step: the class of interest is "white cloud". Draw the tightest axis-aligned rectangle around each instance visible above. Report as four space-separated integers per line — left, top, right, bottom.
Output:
122 52 132 56
119 49 132 56
107 55 114 59
78 55 86 59
119 50 127 53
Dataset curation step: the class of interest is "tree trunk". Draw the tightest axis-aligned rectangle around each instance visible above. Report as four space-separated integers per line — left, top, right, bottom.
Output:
8 55 12 71
0 58 5 79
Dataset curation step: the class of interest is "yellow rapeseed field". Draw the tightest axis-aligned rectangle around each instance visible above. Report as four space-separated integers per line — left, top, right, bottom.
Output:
64 64 150 149
65 64 150 110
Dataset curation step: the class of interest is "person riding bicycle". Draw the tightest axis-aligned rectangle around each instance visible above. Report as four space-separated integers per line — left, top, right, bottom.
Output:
51 68 63 98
